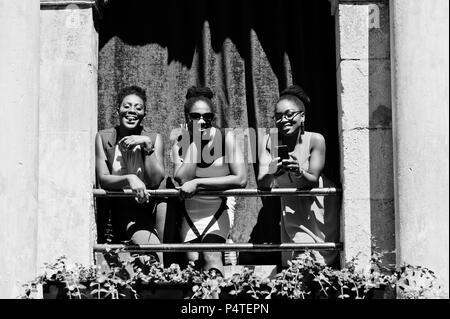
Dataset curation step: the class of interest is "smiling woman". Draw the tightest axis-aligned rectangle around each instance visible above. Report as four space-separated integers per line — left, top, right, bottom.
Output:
257 85 340 267
95 85 166 262
171 86 247 276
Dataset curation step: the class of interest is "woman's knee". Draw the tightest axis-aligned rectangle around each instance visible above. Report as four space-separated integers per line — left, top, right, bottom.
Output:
203 252 222 265
131 230 160 245
187 251 199 262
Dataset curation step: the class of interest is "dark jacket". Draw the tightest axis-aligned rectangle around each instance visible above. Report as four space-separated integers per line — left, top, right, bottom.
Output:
97 126 156 174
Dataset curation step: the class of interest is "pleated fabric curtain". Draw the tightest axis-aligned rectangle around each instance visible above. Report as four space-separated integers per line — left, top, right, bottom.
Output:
97 0 339 258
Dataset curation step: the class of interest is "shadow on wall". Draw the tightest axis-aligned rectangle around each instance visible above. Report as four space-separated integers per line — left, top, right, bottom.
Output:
367 1 395 267
98 0 340 184
96 0 341 266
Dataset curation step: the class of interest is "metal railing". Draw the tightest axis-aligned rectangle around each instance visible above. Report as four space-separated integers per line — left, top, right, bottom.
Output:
93 187 343 253
94 242 343 253
93 187 341 198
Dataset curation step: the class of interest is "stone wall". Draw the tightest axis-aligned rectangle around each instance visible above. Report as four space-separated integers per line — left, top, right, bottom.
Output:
334 0 395 268
0 0 40 299
38 1 98 267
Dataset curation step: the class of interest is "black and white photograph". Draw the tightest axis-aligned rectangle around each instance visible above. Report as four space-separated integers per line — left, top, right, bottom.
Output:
0 0 448 310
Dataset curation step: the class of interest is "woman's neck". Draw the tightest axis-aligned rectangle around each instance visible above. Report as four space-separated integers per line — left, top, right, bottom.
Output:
280 128 302 150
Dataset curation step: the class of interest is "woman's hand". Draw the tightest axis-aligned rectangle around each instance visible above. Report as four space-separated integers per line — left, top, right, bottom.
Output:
281 154 304 177
119 135 152 152
179 180 199 199
268 156 284 176
127 174 149 203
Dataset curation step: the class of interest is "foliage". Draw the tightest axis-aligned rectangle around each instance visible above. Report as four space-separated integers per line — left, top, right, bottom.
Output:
19 249 443 299
394 265 442 299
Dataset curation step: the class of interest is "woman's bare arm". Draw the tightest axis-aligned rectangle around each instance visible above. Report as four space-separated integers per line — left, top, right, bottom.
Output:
95 133 147 201
172 130 198 185
257 134 281 189
287 132 325 188
143 133 165 189
194 131 247 190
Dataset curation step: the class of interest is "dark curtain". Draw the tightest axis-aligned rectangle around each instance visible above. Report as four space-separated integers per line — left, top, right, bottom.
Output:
97 0 339 262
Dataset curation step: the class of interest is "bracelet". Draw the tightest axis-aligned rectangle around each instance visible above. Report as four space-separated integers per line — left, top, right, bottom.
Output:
143 142 154 156
294 168 304 177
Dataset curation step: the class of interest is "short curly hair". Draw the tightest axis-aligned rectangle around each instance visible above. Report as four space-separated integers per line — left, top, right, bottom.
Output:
116 85 147 110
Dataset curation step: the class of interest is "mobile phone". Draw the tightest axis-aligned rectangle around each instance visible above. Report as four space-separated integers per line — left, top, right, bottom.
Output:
276 145 289 160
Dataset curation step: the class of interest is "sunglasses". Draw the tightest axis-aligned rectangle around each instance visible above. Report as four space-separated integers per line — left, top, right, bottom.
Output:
188 112 215 122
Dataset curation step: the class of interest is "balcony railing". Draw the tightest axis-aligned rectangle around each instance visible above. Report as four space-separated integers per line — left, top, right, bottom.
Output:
93 187 343 252
93 187 341 198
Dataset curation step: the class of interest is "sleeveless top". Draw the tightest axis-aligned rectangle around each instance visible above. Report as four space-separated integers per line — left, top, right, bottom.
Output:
176 127 236 241
266 131 339 265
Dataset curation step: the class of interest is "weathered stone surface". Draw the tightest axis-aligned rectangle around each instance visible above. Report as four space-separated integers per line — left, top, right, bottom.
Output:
369 1 391 60
341 198 372 268
338 60 370 131
369 128 394 200
370 198 395 266
0 0 40 298
38 132 94 266
336 1 395 271
339 128 371 267
38 7 98 267
341 129 371 198
369 59 392 128
391 0 449 296
338 4 369 61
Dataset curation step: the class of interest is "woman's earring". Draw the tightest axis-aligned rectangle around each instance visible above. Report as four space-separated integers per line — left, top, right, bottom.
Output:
300 121 305 134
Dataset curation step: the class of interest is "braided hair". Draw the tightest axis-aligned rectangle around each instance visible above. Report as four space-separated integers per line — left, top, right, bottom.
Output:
184 86 216 114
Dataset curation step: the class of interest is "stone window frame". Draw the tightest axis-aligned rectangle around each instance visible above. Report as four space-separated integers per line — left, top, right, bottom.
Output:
37 0 394 270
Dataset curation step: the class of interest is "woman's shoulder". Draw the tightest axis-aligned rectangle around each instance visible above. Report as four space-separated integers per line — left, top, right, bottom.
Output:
97 127 118 141
306 131 325 146
141 127 159 140
169 127 184 145
98 127 116 134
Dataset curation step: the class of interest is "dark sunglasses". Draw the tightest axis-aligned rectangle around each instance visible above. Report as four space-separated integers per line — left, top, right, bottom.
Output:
188 112 215 121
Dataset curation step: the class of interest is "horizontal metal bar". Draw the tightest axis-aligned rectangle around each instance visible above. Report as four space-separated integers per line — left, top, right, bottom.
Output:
40 0 95 8
94 243 343 253
93 188 341 198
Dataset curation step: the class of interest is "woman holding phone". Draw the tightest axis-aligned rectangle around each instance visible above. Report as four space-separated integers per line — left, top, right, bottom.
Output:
257 85 339 267
95 85 165 262
171 86 247 276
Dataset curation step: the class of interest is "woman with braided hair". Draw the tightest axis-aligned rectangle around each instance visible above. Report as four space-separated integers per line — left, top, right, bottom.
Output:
257 84 340 267
171 86 247 276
